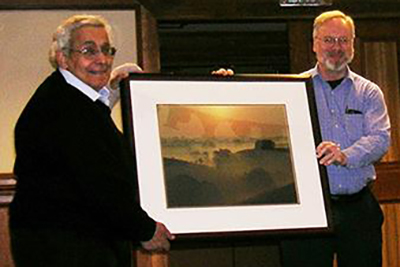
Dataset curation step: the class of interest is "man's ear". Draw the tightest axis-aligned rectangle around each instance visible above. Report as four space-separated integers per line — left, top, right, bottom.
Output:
56 51 68 69
312 40 317 53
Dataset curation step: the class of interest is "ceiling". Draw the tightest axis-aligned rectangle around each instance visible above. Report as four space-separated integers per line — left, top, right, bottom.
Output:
137 0 400 21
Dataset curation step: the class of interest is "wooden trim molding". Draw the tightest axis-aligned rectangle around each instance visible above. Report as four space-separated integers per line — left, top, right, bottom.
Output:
0 173 16 206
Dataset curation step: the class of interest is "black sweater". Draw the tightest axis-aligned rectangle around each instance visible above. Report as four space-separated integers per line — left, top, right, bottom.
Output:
9 70 156 242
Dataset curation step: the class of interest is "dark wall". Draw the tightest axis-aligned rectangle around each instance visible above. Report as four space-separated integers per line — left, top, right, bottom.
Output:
0 0 134 8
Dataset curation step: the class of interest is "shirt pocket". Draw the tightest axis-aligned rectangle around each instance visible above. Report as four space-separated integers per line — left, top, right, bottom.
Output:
344 114 364 143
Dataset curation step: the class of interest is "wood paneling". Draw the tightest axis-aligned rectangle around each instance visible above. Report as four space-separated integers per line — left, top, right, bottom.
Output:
0 174 15 208
0 174 15 267
363 41 400 162
381 203 400 267
287 20 314 74
0 0 137 9
159 22 290 74
0 208 13 267
375 163 400 203
136 5 161 72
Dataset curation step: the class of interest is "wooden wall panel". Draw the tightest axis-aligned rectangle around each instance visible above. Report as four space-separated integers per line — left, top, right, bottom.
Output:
136 5 160 72
0 0 134 8
375 163 400 203
288 20 314 74
0 208 13 267
363 41 400 162
381 203 400 267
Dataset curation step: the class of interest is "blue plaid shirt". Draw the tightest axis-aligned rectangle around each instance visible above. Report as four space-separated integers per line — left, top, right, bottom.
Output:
305 65 391 195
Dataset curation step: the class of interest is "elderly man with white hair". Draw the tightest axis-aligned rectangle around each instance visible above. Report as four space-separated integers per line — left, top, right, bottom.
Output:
9 14 174 267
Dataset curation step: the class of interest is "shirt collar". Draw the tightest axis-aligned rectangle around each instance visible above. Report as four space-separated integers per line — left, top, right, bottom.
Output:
59 68 109 104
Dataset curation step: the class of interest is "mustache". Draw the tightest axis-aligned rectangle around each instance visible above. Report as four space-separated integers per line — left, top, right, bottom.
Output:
325 50 345 57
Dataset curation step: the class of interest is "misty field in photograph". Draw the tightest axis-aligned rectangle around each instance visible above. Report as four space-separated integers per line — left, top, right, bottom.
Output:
157 104 298 208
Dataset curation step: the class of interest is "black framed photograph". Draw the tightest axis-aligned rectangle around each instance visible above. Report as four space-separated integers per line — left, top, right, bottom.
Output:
120 73 331 239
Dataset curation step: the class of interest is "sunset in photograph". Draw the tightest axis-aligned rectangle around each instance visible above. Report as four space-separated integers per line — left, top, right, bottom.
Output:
158 104 288 140
156 104 297 208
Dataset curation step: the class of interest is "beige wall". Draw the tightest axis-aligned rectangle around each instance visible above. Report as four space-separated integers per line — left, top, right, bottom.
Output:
0 9 138 172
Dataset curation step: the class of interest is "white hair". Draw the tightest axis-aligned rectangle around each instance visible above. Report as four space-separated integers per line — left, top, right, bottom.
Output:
48 14 113 68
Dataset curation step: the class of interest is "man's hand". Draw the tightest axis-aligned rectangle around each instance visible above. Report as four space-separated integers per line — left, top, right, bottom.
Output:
211 68 234 76
316 141 347 166
109 63 143 90
141 222 175 253
107 63 143 108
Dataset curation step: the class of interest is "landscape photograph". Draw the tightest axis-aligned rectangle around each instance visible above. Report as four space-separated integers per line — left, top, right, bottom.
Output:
156 104 298 208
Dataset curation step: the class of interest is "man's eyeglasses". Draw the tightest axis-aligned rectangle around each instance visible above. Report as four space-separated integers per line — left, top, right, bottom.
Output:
68 46 117 59
318 36 352 46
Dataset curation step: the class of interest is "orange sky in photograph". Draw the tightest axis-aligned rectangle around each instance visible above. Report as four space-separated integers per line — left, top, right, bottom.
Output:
157 104 289 139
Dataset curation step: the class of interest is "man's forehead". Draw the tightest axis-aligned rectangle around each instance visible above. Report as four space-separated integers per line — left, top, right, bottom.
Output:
319 20 352 35
71 27 110 45
72 26 107 37
79 40 110 46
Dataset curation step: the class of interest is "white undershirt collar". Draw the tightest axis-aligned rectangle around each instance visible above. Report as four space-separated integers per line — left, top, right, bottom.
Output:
59 68 110 106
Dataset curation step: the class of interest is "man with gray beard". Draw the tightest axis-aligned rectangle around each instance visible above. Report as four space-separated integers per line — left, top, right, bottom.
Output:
280 10 390 267
213 10 390 266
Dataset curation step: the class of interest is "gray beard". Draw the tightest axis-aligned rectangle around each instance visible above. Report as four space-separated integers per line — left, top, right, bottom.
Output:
323 52 353 73
325 59 348 72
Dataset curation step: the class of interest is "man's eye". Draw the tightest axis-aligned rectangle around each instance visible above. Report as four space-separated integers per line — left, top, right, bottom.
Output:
81 48 98 56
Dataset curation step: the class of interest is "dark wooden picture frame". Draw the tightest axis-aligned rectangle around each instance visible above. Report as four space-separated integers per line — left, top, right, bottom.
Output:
120 73 332 241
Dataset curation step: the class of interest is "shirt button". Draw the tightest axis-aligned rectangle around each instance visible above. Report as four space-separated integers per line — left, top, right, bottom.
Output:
335 124 339 128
